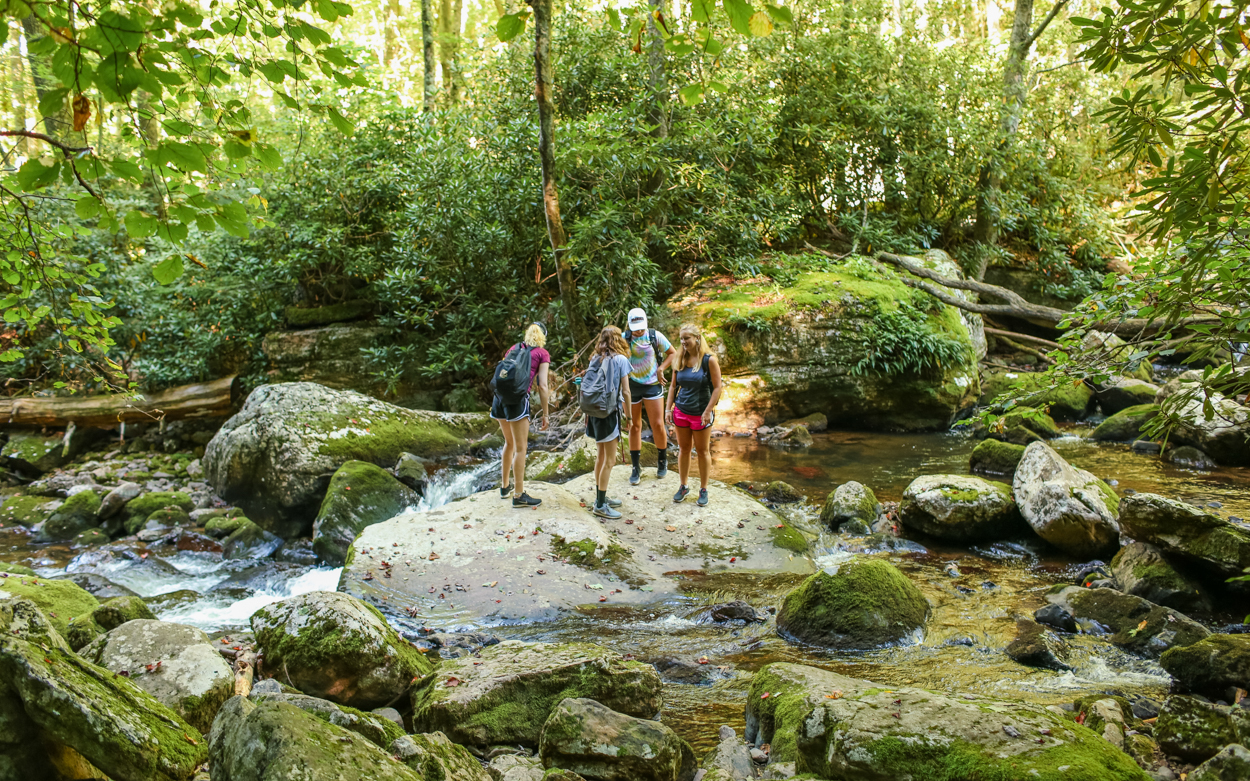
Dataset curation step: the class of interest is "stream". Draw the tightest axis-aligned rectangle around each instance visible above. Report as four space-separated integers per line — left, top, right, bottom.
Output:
4 427 1249 754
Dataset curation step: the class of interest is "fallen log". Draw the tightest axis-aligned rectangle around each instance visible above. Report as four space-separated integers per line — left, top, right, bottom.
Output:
0 376 237 428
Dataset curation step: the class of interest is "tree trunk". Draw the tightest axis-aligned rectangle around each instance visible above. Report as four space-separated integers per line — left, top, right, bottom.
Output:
528 0 587 347
646 0 668 138
8 42 28 155
450 0 463 101
972 0 1035 279
384 0 401 66
437 0 462 102
421 0 437 111
20 15 62 137
0 376 238 428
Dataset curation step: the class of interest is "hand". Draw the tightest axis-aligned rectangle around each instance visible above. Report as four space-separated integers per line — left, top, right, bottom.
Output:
701 411 713 427
541 415 550 431
664 407 673 426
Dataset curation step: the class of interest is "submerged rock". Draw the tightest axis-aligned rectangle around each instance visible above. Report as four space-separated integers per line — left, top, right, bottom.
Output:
204 382 494 537
1091 404 1160 442
1005 618 1072 671
775 559 929 649
899 474 1021 541
1109 541 1210 614
312 460 420 566
340 466 813 625
250 591 433 710
1191 744 1250 781
1160 634 1250 701
1013 442 1120 557
209 695 422 781
390 731 493 780
1118 492 1250 575
1154 694 1250 763
1047 585 1209 657
818 481 878 530
538 698 696 781
410 640 662 748
80 619 233 733
1169 445 1219 470
744 662 1147 780
969 438 1026 476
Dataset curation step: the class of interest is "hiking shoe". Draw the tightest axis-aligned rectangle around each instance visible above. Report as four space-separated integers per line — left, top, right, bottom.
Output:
656 456 668 480
673 485 690 503
593 503 622 519
629 464 641 485
500 484 512 499
604 496 622 508
512 492 542 508
697 488 709 507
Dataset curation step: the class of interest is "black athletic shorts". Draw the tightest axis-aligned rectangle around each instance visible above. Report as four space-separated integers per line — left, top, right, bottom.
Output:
490 395 530 422
629 380 664 404
586 410 621 443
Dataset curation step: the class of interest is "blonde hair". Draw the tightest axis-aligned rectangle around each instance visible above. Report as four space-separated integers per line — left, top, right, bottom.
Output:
524 323 547 348
674 323 709 369
594 325 629 359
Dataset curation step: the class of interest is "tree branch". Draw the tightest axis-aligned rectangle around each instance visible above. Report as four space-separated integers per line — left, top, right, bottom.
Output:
1025 0 1071 50
1 130 102 200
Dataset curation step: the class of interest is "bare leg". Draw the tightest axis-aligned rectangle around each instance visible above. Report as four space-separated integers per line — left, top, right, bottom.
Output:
596 441 617 491
675 426 693 486
643 395 667 450
498 419 516 490
693 427 713 489
628 399 643 450
508 418 530 495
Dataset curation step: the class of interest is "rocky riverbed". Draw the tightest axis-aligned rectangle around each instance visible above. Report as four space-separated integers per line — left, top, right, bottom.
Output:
2 380 1249 780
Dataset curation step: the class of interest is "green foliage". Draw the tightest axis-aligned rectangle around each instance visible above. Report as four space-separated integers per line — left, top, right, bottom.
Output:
852 302 971 378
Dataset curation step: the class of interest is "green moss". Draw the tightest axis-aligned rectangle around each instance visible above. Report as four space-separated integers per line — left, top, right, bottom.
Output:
122 491 194 535
969 439 1026 476
205 514 250 538
0 576 99 638
861 732 1147 781
0 562 36 576
1086 479 1121 514
550 537 643 586
310 408 494 462
769 524 810 553
0 494 58 527
1160 635 1250 698
776 559 929 648
66 595 157 650
72 528 108 546
286 299 373 327
37 490 102 541
143 507 192 528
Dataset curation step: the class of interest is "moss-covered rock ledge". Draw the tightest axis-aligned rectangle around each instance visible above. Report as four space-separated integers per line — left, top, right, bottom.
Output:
204 382 494 537
745 663 1148 780
665 251 982 431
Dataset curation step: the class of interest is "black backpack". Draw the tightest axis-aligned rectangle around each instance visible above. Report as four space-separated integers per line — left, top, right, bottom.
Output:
490 343 533 404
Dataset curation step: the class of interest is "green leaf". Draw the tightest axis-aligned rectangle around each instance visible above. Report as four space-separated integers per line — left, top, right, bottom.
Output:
326 107 354 136
253 143 283 172
223 139 253 159
748 10 774 36
708 80 729 93
691 0 713 23
38 87 69 119
215 203 251 238
497 12 529 42
152 254 184 285
16 159 60 190
2 272 19 285
123 210 158 239
158 141 209 173
315 0 338 22
678 83 706 106
764 3 793 25
723 0 754 35
74 196 101 219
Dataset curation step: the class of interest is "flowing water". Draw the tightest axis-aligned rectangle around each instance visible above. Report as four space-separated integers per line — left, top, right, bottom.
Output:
4 428 1248 752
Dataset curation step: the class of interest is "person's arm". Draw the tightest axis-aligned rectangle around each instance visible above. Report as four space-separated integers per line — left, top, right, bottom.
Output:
617 357 633 424
703 355 723 427
664 366 677 425
536 362 550 430
658 344 676 384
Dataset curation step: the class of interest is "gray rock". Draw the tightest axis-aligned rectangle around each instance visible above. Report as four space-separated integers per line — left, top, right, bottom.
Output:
1169 446 1219 470
819 481 878 530
1013 442 1120 557
25 472 99 498
899 474 1021 541
222 520 283 560
1098 378 1161 415
489 753 545 781
1047 586 1209 657
1155 695 1250 763
389 732 493 780
1166 392 1250 466
78 618 233 733
203 382 494 537
1118 493 1250 575
250 591 434 710
252 691 404 749
1091 404 1160 442
208 695 423 781
410 640 663 748
1005 618 1072 671
538 698 696 781
97 481 142 519
1110 542 1210 613
311 460 420 566
709 601 763 622
700 725 754 781
51 573 138 599
1191 744 1250 781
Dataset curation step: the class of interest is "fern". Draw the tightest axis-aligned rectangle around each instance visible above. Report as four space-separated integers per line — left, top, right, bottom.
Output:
851 304 971 378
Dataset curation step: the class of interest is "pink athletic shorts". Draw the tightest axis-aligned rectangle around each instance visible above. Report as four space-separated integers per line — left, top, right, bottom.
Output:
673 407 714 431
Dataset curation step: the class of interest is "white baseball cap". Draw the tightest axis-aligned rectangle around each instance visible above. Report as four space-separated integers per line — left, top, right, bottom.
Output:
626 308 648 331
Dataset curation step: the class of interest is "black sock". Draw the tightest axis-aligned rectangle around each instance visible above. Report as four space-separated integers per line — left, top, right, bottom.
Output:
630 450 640 468
596 489 606 506
657 447 667 463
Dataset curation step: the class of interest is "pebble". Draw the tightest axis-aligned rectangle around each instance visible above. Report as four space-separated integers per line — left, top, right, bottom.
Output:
749 748 768 763
1207 501 1223 509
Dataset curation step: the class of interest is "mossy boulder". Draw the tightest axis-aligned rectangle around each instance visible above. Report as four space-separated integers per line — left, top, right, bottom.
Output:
985 405 1061 445
1097 378 1161 416
0 575 99 639
783 412 828 432
700 725 756 781
1154 695 1250 763
122 491 194 536
1004 618 1072 671
209 695 424 781
761 480 802 503
538 697 696 781
34 489 101 542
1091 404 1160 442
0 562 36 576
65 594 156 650
71 528 109 547
285 299 373 328
1047 586 1209 657
1118 492 1250 575
969 438 1026 476
1013 442 1120 557
776 559 929 648
819 481 878 530
390 731 493 780
1191 744 1250 781
983 371 1094 421
1110 542 1210 614
1167 392 1250 466
1 432 69 474
204 512 250 538
410 640 663 748
744 662 1149 780
312 460 420 566
1160 634 1250 701
222 519 283 560
665 252 981 432
204 382 495 537
899 474 1022 541
250 590 433 710
251 691 406 750
0 599 208 780
79 619 233 734
0 494 60 527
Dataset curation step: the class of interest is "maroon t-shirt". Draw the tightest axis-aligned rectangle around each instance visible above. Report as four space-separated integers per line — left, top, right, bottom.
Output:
503 344 551 391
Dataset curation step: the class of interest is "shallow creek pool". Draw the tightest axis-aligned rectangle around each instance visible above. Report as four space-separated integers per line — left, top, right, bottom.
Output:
4 428 1249 753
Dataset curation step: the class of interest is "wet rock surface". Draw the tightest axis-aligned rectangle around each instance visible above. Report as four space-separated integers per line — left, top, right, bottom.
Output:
1154 695 1250 763
1160 634 1250 701
818 480 878 529
538 697 696 781
1047 586 1209 657
775 559 929 649
1191 744 1250 781
1118 493 1250 575
1005 617 1072 671
1109 541 1210 614
899 473 1021 541
312 460 421 565
390 731 494 780
1014 442 1121 557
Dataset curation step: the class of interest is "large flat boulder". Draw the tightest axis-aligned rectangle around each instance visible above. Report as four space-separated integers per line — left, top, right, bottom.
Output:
898 474 1021 541
204 382 493 537
744 662 1148 780
410 640 662 747
538 698 696 781
340 466 814 625
1047 585 1209 657
1013 442 1120 557
1118 492 1250 575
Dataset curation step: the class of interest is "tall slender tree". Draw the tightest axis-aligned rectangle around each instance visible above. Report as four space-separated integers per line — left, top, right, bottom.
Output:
421 0 436 110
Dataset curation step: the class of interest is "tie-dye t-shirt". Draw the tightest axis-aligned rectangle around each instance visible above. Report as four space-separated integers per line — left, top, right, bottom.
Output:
626 329 673 385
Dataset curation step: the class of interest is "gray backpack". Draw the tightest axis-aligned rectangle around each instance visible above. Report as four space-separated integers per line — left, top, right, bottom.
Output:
578 356 618 419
